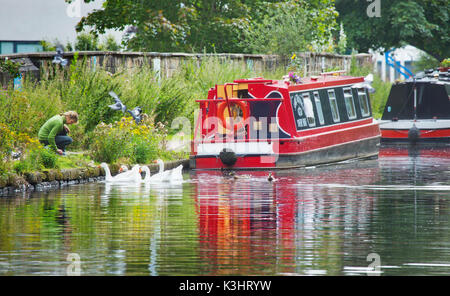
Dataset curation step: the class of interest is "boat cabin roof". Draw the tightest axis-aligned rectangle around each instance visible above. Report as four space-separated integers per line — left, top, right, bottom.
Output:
233 75 364 92
196 74 365 104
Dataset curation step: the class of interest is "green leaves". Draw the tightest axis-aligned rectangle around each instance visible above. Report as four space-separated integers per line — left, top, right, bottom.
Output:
240 0 339 55
90 117 161 164
336 0 449 60
72 0 340 54
0 59 21 78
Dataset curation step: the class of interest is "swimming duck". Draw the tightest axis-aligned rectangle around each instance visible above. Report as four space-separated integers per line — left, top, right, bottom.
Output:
268 172 277 182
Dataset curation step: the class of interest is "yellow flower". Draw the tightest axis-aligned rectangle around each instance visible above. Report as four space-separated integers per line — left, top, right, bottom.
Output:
291 54 296 60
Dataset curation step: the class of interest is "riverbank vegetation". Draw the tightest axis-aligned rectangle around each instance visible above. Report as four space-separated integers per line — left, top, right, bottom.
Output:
0 53 390 182
0 54 263 180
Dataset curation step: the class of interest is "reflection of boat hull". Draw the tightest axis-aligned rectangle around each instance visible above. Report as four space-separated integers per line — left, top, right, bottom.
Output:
193 165 380 275
379 146 450 158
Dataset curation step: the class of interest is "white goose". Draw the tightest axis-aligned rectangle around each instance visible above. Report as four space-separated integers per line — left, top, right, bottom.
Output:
115 164 142 182
100 162 114 182
140 165 151 183
148 159 171 182
116 164 138 179
140 164 183 184
100 163 142 183
166 164 183 182
139 164 165 183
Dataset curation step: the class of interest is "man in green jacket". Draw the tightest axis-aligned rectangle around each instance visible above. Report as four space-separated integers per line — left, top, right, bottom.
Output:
38 111 79 155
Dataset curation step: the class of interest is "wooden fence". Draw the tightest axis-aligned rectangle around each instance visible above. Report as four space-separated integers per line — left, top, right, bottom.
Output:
0 51 372 87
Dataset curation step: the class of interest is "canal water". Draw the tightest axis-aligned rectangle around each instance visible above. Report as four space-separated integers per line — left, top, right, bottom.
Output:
0 147 449 276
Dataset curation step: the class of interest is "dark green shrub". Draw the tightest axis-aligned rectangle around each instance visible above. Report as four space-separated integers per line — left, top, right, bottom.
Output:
13 161 29 175
90 117 163 164
39 148 57 168
13 149 40 174
132 138 157 164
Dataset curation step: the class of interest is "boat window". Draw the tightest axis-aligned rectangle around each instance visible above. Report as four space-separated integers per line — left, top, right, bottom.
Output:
313 91 325 125
343 88 357 120
358 88 371 117
328 90 340 122
302 93 315 127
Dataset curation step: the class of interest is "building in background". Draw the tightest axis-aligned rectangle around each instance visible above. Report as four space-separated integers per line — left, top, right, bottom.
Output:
0 0 123 54
371 45 426 82
0 41 43 55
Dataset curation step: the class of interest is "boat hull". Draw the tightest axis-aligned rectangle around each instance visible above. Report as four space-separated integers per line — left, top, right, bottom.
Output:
380 120 450 144
190 137 380 170
190 120 381 170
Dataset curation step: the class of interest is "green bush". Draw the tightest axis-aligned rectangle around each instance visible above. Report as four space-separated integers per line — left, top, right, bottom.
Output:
100 35 121 51
413 53 440 72
90 117 163 164
39 148 57 168
0 123 14 162
13 149 41 174
132 138 157 164
89 123 125 163
0 123 43 176
75 32 100 51
0 76 66 139
13 161 29 175
441 58 450 68
12 147 57 174
0 59 21 78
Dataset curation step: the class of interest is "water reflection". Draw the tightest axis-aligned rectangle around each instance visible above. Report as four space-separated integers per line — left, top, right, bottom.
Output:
0 147 449 275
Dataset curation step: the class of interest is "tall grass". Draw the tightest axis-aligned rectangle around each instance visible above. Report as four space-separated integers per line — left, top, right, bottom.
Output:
2 53 391 171
0 54 266 166
1 54 390 145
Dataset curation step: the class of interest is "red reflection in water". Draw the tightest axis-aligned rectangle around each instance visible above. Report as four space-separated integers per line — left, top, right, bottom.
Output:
194 172 277 274
192 167 380 275
379 146 450 159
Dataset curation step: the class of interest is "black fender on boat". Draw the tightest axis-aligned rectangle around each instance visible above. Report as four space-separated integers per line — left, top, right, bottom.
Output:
219 148 238 166
408 124 420 143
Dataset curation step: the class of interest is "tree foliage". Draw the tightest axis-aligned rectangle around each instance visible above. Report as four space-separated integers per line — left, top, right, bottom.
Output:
67 0 253 52
66 0 338 54
240 0 338 55
74 31 100 51
336 0 449 60
413 53 440 72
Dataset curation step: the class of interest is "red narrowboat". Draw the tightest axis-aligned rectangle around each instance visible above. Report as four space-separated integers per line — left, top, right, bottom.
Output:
379 68 450 144
190 73 381 170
